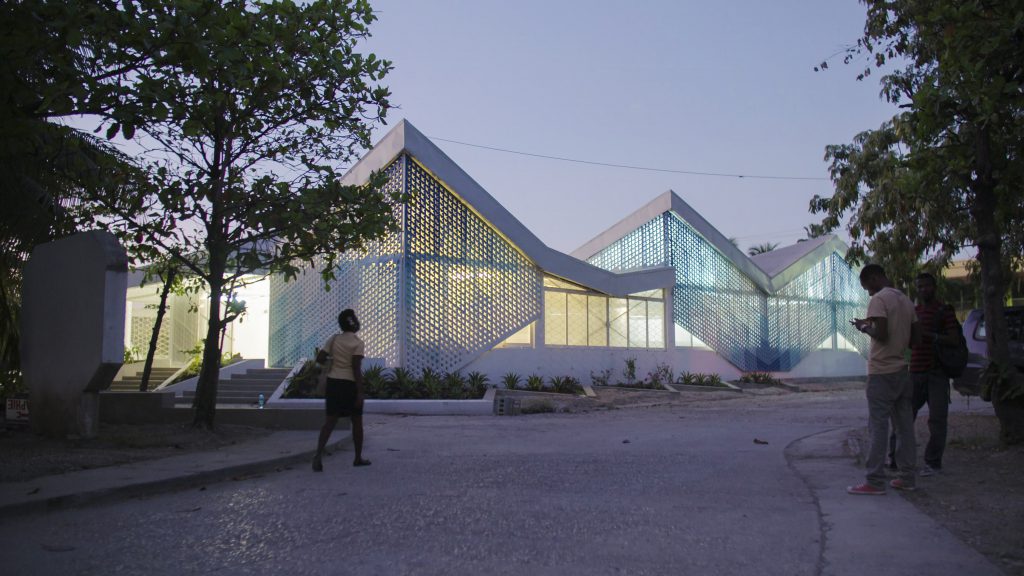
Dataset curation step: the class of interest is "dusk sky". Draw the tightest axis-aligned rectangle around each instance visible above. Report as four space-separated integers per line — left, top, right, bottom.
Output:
360 0 898 255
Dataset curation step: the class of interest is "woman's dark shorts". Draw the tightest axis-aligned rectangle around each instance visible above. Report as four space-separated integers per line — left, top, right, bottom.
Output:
325 378 362 417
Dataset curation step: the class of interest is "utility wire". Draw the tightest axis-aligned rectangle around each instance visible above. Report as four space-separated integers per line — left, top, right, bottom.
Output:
430 136 830 182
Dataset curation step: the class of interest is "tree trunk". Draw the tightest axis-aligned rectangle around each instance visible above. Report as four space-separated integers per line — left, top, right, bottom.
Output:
971 129 1024 444
140 267 176 392
192 278 223 429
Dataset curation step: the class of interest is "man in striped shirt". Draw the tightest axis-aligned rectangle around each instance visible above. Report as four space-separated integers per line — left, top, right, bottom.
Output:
909 272 961 476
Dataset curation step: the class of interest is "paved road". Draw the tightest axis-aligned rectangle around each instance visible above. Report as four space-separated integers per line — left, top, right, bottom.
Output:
0 390 1002 576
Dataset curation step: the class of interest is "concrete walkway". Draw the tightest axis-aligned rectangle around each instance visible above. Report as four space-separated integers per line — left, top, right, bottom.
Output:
785 428 1001 576
0 430 350 518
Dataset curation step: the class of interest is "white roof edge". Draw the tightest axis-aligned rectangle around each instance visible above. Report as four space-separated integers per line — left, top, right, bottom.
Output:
340 120 674 296
765 236 850 291
667 193 773 289
570 191 674 260
570 190 854 294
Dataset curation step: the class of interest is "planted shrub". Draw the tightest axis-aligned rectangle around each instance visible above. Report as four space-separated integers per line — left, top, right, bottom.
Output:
622 357 637 386
282 359 319 398
443 371 466 398
678 372 726 387
590 369 612 387
502 372 522 391
526 374 544 392
550 375 583 395
738 372 782 386
420 368 442 399
363 365 387 399
646 363 674 389
388 367 417 399
467 371 489 399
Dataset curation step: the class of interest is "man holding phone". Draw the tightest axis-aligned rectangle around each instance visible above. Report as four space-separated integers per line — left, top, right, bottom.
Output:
848 264 920 495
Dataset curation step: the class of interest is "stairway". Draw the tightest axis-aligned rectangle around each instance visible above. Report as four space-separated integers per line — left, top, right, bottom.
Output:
176 367 291 406
109 367 180 392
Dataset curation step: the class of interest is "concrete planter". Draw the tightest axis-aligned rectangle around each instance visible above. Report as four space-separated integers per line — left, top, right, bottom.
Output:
269 387 497 416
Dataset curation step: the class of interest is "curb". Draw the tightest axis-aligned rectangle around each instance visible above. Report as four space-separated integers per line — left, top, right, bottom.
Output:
0 435 352 519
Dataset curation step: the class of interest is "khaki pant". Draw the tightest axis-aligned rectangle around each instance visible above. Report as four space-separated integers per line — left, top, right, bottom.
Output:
866 371 916 488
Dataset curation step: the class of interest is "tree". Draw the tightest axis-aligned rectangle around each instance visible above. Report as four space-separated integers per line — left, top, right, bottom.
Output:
748 242 779 256
811 0 1024 443
74 0 401 428
1 0 153 398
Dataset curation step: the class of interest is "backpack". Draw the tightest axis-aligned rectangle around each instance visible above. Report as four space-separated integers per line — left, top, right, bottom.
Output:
934 305 968 378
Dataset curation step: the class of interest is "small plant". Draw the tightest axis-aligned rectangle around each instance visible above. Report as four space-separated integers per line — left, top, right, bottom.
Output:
646 363 674 389
422 368 443 399
526 374 544 392
466 371 489 398
123 345 142 364
443 371 466 398
678 372 725 387
738 372 782 385
550 375 583 395
282 359 319 398
622 357 637 385
362 365 386 398
590 369 612 387
502 372 522 391
389 367 417 399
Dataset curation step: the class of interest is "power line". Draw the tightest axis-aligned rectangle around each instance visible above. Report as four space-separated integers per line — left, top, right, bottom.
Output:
429 136 831 182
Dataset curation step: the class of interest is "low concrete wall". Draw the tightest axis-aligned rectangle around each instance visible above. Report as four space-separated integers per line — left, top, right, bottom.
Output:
778 349 866 379
269 388 496 416
99 391 179 424
99 393 337 430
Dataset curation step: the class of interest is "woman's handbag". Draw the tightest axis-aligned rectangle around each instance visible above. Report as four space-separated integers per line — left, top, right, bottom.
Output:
314 334 337 397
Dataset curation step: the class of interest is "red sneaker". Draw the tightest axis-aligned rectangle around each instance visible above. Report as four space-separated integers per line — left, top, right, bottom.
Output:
847 483 886 495
889 478 917 492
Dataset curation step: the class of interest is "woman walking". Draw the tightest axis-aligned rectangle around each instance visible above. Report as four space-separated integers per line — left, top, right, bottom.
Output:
313 308 370 471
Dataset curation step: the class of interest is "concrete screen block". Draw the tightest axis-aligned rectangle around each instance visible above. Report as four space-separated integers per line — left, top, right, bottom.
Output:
21 231 128 438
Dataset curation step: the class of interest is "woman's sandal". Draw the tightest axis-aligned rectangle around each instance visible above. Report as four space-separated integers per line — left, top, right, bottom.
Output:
353 458 372 467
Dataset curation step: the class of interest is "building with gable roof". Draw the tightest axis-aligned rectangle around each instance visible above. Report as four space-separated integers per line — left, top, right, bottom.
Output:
268 120 868 382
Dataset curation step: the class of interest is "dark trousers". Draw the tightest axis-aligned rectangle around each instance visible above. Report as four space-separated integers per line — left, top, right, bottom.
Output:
888 370 950 469
913 370 949 469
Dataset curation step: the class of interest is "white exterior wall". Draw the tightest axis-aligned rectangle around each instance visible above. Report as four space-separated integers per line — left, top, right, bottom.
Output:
774 349 866 379
462 346 743 384
462 346 864 384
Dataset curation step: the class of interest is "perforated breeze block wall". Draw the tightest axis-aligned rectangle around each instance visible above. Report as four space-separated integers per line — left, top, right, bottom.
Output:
270 156 541 373
588 212 867 371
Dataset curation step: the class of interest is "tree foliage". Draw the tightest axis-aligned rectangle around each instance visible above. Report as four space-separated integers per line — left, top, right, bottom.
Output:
811 0 1024 443
747 242 780 256
1 0 152 396
3 0 401 428
66 0 400 428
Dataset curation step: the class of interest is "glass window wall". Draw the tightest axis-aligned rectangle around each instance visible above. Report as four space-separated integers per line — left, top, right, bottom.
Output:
543 276 664 349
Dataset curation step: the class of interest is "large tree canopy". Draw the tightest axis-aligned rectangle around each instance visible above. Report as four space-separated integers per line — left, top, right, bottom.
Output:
75 0 402 428
0 0 152 394
3 0 402 428
811 0 1024 443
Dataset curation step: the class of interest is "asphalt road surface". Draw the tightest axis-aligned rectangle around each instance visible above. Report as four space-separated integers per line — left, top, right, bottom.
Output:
0 390 1003 576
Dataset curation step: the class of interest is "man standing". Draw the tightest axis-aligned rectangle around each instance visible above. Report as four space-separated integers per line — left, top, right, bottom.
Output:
848 264 920 495
909 272 960 476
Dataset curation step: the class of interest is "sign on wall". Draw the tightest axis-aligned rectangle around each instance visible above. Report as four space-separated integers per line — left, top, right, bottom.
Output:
5 397 29 422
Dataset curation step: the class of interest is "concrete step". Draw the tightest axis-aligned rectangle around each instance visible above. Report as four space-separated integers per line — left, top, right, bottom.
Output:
231 372 290 380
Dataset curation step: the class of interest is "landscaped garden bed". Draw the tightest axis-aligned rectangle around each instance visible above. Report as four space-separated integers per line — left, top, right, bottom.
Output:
590 359 732 391
282 364 493 400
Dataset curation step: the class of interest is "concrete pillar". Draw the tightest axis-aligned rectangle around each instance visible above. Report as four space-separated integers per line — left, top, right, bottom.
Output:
21 231 127 438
